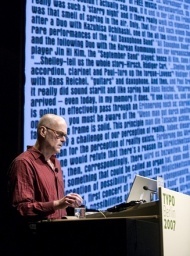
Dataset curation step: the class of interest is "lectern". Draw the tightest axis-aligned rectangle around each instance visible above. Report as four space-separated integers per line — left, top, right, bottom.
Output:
32 200 160 256
34 217 160 256
31 187 190 256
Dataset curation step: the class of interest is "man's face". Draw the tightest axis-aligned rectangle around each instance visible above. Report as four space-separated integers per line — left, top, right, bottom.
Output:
43 121 68 154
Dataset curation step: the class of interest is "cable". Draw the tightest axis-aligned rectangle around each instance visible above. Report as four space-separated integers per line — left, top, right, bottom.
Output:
98 211 106 218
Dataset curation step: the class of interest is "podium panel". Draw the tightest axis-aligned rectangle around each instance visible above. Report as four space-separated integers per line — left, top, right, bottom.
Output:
34 217 160 256
159 187 190 256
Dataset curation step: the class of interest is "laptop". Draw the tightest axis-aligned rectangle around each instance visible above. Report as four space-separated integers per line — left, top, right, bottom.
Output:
106 174 158 212
126 174 157 203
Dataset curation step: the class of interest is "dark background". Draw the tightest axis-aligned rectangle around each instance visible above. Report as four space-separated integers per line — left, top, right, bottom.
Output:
0 0 25 246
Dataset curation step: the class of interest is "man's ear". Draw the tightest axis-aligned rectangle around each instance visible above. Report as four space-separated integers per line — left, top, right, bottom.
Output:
39 126 47 138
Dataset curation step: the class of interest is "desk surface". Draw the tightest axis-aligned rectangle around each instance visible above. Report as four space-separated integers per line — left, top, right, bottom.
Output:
86 200 159 219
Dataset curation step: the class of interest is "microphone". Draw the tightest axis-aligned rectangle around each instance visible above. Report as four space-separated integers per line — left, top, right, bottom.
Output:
143 186 157 201
55 167 59 173
143 186 156 193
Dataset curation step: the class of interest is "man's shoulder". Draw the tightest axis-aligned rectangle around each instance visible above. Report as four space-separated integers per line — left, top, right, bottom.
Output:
14 147 39 162
15 150 31 160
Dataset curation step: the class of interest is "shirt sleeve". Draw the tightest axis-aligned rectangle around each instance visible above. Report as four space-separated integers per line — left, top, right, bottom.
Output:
8 159 56 219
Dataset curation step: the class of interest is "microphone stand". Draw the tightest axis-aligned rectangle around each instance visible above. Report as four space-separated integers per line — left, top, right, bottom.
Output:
143 186 157 201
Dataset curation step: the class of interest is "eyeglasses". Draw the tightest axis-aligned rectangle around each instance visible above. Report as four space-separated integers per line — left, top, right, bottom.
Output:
44 126 68 140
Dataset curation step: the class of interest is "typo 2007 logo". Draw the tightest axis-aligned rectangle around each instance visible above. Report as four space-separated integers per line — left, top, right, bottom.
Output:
163 193 176 231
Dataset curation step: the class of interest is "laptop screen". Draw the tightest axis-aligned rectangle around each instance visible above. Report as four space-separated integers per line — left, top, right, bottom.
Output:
126 175 157 203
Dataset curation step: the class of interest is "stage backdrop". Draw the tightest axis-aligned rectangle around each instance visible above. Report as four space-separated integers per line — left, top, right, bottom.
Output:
24 0 190 210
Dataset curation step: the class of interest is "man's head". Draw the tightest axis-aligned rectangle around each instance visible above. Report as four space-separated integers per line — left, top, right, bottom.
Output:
36 114 68 155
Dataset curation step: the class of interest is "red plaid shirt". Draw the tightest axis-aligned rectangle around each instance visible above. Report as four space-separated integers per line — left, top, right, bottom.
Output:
8 146 67 220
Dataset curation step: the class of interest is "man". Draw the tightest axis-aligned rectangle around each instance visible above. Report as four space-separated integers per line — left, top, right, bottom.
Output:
8 113 83 221
7 114 83 255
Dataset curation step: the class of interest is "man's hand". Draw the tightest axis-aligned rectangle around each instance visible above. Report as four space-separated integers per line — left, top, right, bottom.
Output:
53 193 83 210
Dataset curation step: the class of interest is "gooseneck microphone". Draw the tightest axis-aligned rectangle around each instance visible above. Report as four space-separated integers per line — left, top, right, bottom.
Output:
143 186 157 193
143 186 157 201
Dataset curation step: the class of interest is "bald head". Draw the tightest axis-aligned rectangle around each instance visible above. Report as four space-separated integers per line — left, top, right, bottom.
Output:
36 114 68 141
38 114 67 129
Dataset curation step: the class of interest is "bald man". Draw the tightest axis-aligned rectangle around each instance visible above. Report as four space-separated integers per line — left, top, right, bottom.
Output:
8 114 82 221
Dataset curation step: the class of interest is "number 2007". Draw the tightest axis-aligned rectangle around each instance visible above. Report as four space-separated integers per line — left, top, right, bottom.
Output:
164 219 176 231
